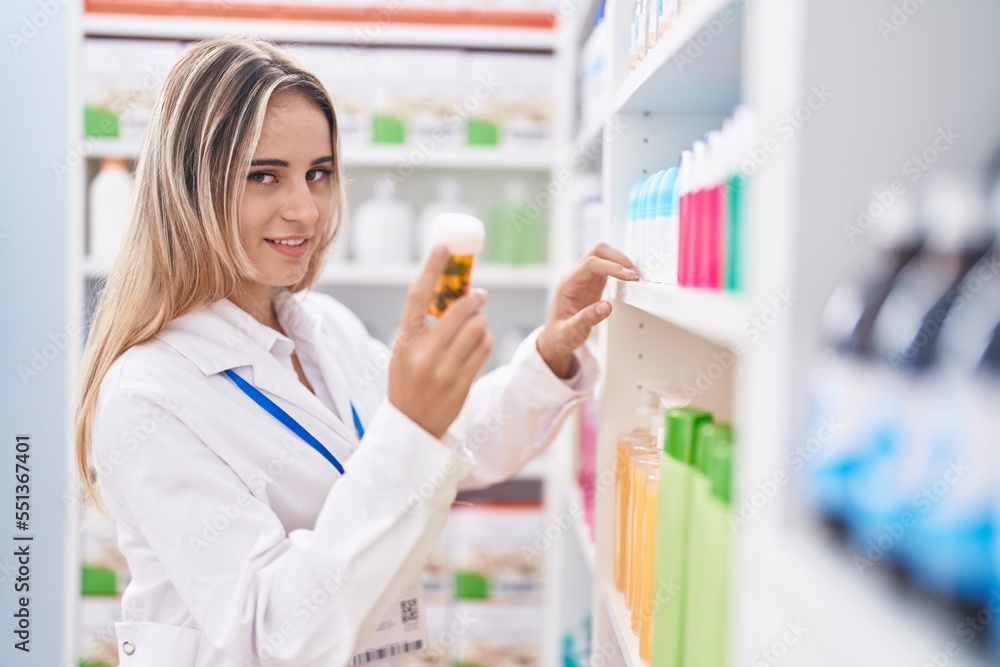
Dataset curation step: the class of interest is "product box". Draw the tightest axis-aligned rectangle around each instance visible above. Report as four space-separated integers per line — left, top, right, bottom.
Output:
83 38 184 141
78 595 124 667
449 503 544 604
284 44 373 147
370 48 464 147
450 602 543 667
80 513 130 596
464 52 553 148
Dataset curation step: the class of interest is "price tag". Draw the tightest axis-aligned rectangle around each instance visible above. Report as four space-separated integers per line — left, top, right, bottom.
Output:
349 585 427 666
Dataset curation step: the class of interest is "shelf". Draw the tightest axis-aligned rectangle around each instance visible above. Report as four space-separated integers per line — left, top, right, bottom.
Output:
603 584 643 667
321 263 551 289
614 0 742 114
83 139 554 171
613 280 751 348
766 529 991 667
83 13 556 51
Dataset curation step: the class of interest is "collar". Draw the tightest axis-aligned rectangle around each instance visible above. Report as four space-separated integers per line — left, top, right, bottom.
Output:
154 287 319 376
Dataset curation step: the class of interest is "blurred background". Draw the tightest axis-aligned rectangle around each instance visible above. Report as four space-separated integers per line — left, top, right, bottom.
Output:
2 1 1000 666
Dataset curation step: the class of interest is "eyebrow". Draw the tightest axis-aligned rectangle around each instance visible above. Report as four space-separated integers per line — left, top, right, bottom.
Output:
249 156 334 167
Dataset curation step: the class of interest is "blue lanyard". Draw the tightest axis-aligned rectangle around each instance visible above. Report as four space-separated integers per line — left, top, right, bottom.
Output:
223 369 364 475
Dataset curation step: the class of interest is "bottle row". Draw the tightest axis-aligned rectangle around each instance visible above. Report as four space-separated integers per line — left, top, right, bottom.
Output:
628 0 710 69
613 385 733 667
625 107 752 290
806 171 1000 651
84 38 554 150
87 159 546 267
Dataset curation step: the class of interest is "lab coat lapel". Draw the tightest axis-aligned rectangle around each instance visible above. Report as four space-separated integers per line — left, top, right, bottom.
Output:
246 342 361 447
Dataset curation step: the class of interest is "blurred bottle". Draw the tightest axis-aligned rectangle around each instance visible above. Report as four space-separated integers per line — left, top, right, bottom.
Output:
89 157 133 262
416 178 476 260
804 188 923 521
350 178 414 263
488 181 546 265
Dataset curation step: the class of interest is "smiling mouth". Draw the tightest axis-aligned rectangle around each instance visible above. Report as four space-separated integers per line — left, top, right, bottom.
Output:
266 238 307 246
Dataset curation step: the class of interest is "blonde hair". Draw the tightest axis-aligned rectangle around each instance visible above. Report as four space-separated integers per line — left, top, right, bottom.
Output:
74 36 345 512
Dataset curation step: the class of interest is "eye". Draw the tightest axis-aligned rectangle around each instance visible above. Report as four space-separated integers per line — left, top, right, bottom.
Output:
248 171 276 185
307 168 331 182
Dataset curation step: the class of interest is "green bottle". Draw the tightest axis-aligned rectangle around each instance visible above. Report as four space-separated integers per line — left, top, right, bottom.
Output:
488 181 547 265
682 423 733 667
651 407 713 667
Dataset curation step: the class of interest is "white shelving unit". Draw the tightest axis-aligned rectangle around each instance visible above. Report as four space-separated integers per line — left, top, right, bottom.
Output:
551 1 1000 667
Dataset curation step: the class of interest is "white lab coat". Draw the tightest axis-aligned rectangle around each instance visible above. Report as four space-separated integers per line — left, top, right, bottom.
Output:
92 286 598 667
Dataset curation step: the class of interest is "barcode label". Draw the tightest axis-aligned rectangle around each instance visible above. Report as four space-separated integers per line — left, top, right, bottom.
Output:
400 598 419 624
350 639 424 665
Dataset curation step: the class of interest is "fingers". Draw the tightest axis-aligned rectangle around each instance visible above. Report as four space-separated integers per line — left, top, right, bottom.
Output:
448 312 490 361
459 329 494 380
433 288 488 346
578 255 640 282
585 242 638 272
400 246 450 336
562 300 612 349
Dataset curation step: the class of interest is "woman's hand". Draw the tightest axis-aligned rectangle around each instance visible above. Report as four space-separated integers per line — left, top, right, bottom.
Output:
537 243 639 378
389 246 494 439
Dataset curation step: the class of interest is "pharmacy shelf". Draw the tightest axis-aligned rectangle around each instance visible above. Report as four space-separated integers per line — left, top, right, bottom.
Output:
83 13 556 51
613 0 742 115
613 280 751 347
763 529 989 667
604 584 643 667
83 139 554 171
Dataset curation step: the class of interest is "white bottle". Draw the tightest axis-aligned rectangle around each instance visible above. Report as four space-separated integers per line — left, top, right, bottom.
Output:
417 178 477 259
350 178 414 264
88 158 133 262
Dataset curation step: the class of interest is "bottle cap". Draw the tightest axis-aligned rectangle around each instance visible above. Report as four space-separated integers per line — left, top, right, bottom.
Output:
663 407 712 463
707 429 734 504
101 157 130 170
656 166 679 218
430 213 485 255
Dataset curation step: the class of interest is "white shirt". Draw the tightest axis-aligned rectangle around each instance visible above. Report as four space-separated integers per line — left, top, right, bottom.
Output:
92 287 598 667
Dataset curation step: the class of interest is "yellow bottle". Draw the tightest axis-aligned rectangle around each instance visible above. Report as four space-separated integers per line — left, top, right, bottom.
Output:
639 467 661 662
628 453 661 632
427 213 485 317
617 436 657 593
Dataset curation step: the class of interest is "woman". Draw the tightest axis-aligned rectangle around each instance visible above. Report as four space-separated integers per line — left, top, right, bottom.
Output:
74 37 638 667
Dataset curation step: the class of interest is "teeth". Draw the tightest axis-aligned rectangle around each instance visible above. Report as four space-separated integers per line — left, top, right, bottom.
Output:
269 239 305 246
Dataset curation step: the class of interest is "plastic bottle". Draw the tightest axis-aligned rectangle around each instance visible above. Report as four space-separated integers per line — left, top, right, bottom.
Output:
489 181 546 265
637 465 661 661
639 171 667 279
848 175 994 556
724 107 753 291
651 167 679 284
427 212 485 317
88 157 133 261
628 452 662 629
350 178 414 264
417 179 477 260
676 150 694 286
650 406 712 667
681 422 732 667
703 131 725 289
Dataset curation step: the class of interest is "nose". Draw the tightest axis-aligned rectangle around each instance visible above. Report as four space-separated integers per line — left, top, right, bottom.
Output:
281 177 319 226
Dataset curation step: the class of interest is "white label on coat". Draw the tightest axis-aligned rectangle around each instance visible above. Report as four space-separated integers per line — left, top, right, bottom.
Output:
349 584 426 665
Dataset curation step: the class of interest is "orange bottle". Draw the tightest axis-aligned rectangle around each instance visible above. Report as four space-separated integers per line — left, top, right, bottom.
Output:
628 453 661 632
615 435 656 592
639 467 661 662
